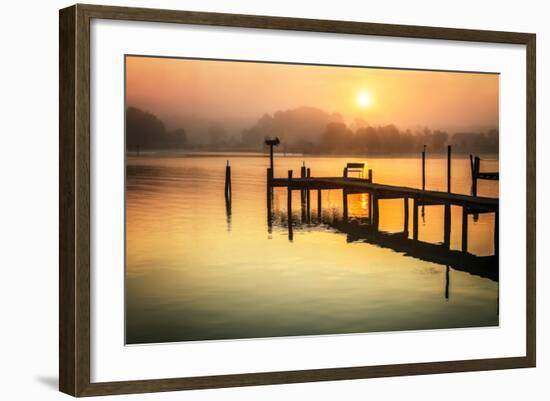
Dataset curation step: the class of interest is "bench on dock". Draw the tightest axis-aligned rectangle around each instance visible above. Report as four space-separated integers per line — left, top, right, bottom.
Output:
344 163 365 178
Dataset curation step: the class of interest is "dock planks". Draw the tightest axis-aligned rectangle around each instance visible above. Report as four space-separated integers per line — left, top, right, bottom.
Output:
271 177 498 210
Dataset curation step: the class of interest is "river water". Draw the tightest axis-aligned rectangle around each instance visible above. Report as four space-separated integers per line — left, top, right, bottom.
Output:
126 153 498 344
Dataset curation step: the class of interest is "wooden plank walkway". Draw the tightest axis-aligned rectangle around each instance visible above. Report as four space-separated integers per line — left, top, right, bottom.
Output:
271 177 498 210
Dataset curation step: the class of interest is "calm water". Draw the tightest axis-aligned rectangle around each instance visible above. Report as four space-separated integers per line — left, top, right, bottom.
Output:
126 154 499 344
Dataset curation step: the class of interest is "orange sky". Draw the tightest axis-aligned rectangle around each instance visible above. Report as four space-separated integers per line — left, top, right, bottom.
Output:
126 56 499 133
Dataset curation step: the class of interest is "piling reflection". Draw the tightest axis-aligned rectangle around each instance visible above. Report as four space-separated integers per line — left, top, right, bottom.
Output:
267 187 498 287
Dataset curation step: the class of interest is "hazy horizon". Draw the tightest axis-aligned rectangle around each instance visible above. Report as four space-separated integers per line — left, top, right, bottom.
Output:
126 56 499 135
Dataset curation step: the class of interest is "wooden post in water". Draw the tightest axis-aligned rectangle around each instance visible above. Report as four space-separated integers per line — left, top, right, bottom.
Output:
422 145 426 190
472 156 480 197
224 160 232 202
413 198 419 240
445 265 450 300
443 203 451 249
306 167 311 222
404 197 409 236
462 206 469 253
300 163 306 222
269 144 274 171
317 189 322 221
342 189 349 222
267 167 273 231
372 192 379 232
287 170 293 241
447 145 452 193
472 156 480 221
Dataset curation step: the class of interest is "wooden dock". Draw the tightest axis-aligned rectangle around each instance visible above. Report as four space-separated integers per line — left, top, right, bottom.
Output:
266 163 499 257
270 176 498 209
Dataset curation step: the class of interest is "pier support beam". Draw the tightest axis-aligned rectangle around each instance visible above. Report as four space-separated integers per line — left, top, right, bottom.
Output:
300 164 306 222
317 189 322 221
447 145 452 193
266 167 273 232
404 197 409 235
306 168 311 222
287 170 293 241
443 203 451 249
422 145 426 190
342 189 349 222
413 198 419 240
462 207 468 253
372 192 379 232
445 265 450 300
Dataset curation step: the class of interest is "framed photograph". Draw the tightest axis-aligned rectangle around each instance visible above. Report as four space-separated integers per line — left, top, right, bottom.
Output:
59 4 536 397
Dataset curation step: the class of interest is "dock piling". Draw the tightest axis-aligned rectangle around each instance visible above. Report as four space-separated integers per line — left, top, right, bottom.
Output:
287 170 293 241
447 145 452 193
317 189 322 221
267 167 273 231
404 197 409 235
445 265 450 300
372 192 379 232
224 160 232 202
342 189 349 222
443 203 451 249
462 207 468 253
422 145 426 190
306 168 311 222
413 198 419 240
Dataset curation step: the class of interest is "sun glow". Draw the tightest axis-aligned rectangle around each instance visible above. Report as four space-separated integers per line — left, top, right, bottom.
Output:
357 91 372 108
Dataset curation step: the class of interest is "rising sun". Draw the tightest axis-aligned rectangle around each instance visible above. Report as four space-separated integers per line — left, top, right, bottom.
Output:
357 91 372 108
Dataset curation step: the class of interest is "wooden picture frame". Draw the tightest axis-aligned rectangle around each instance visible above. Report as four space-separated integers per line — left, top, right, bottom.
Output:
59 3 536 397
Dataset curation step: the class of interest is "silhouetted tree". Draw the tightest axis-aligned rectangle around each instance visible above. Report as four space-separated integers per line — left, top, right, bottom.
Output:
126 107 187 150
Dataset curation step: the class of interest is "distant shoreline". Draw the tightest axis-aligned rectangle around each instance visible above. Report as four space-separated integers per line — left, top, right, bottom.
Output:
126 149 499 160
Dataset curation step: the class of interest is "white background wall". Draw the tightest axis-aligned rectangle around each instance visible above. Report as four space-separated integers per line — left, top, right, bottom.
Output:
0 0 546 399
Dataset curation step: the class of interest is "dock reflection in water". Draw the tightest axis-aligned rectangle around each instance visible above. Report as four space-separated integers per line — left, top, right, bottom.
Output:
126 155 499 344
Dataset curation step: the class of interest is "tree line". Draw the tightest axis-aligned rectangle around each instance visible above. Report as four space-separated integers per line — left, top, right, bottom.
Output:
126 106 498 155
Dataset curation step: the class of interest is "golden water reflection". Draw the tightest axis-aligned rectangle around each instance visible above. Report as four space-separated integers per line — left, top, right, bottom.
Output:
126 154 498 344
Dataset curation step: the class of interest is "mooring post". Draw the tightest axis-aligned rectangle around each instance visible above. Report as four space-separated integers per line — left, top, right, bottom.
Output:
224 160 232 202
300 163 306 212
404 197 409 235
317 189 322 221
267 167 273 230
472 156 480 221
306 167 311 222
443 203 451 249
472 156 480 197
413 198 419 240
422 145 426 190
447 145 452 193
342 189 349 222
269 144 274 171
445 265 450 300
372 192 379 232
462 206 469 253
287 170 293 241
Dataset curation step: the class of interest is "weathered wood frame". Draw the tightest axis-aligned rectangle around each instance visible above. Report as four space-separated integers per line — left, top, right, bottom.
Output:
59 3 536 397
